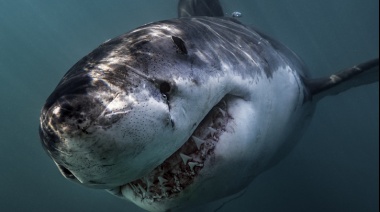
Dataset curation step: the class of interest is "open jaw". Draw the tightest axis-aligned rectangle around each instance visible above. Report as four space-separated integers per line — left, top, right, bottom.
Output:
109 96 232 202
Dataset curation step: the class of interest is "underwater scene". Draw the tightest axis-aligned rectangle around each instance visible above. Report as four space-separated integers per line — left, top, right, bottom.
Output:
0 0 378 211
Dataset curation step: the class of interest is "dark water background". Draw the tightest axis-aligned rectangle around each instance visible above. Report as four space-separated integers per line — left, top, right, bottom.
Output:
0 0 378 211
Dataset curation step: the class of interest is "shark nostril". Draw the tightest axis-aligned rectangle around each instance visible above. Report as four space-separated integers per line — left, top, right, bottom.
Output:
58 165 76 180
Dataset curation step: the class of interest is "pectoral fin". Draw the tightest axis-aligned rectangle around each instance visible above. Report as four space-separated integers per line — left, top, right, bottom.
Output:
306 58 379 101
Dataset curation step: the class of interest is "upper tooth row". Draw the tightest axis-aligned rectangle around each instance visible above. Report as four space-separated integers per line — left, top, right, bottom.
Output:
179 151 203 172
191 136 205 149
180 153 192 164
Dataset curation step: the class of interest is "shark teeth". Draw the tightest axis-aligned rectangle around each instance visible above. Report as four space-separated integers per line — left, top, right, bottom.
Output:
123 97 230 201
130 183 139 194
161 186 170 193
188 162 203 172
158 176 168 185
214 118 224 127
207 127 217 137
218 107 227 117
138 184 147 197
174 175 180 187
144 177 152 189
191 136 205 149
179 153 192 164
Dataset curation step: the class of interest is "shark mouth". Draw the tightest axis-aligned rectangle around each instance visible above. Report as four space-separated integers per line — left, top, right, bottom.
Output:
110 96 232 201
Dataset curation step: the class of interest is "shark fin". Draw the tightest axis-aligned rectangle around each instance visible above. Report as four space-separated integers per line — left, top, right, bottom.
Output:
305 58 379 101
178 0 224 18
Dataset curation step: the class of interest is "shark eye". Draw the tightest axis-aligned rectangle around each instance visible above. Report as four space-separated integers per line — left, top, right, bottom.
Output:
159 81 171 94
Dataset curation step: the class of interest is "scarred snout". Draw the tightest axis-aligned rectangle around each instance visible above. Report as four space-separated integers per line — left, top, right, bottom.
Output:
38 20 227 192
39 66 175 188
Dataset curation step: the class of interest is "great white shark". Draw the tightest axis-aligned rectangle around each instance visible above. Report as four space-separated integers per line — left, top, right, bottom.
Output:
39 0 379 211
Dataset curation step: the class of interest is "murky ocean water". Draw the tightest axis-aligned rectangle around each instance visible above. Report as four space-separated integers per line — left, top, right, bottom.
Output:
0 0 378 211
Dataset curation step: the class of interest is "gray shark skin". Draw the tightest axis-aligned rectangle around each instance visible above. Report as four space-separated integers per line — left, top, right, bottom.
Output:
39 1 379 211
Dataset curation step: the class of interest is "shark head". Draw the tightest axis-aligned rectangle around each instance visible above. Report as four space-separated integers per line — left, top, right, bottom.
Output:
40 22 227 187
39 18 315 211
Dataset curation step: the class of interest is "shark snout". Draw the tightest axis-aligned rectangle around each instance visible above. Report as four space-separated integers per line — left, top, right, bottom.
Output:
39 73 177 188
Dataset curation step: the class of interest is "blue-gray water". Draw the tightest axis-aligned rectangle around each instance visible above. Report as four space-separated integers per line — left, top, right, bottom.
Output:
0 0 378 211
